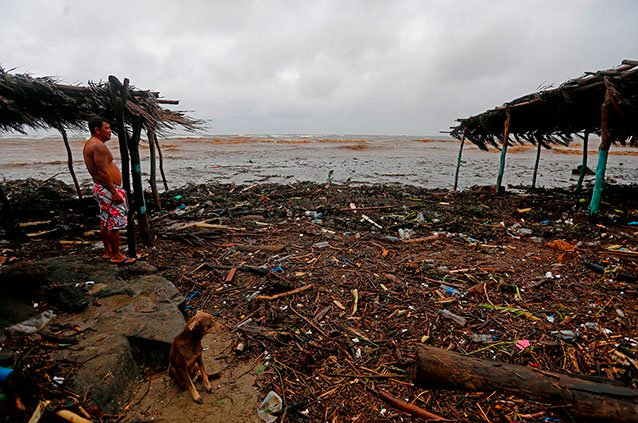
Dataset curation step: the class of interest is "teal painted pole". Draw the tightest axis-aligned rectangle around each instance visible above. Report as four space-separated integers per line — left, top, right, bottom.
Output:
588 149 608 215
496 109 511 193
453 128 466 191
575 132 589 193
531 138 542 189
589 87 612 217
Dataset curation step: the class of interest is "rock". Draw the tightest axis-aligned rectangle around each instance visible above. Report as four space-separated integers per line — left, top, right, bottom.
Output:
572 165 595 176
46 285 89 312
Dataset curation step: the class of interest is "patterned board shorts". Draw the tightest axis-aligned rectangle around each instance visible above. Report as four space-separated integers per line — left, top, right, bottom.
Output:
93 184 128 231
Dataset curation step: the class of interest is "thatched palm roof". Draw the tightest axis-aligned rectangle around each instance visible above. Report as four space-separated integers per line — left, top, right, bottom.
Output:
450 60 638 150
0 66 202 134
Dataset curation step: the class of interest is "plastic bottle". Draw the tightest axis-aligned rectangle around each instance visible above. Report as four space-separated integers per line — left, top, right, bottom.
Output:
440 284 464 297
470 334 497 343
0 367 13 382
551 330 579 341
6 310 56 335
438 309 467 326
257 391 283 423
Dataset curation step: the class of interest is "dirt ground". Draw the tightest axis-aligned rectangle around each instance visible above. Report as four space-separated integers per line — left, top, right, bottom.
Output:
124 325 260 423
1 178 637 422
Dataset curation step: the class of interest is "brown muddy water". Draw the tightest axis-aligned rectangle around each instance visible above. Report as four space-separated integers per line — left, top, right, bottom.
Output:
1 135 636 189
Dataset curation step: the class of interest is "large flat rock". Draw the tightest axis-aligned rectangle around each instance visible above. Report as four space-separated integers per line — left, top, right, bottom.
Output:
41 257 185 413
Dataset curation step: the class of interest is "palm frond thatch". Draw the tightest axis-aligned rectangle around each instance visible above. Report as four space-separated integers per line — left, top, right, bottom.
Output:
450 60 638 150
0 67 203 134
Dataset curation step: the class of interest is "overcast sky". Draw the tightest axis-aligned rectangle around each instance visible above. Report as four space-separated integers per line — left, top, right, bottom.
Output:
1 0 637 135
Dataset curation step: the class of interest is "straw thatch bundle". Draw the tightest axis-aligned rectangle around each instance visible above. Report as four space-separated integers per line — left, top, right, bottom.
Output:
0 66 202 134
450 60 638 150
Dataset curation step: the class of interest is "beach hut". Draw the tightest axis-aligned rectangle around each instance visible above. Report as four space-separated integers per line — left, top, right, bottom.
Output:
0 67 201 253
450 59 638 216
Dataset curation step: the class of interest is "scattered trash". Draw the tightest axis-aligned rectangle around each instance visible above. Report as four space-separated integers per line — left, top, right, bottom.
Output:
312 241 330 249
583 322 600 331
470 334 497 343
439 284 465 298
361 214 382 229
257 391 283 423
616 308 626 318
0 367 12 383
516 339 531 351
551 330 579 341
5 310 56 335
438 309 467 326
398 228 413 240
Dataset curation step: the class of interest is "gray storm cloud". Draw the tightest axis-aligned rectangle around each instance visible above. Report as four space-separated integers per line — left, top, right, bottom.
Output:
1 0 637 135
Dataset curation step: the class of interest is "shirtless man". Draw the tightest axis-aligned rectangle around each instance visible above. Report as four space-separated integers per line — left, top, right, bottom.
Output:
83 117 135 264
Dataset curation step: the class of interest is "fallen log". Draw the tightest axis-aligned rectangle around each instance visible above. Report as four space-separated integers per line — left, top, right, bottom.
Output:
414 344 638 423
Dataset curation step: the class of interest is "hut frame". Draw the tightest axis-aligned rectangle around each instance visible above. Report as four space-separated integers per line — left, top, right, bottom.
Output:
450 60 638 215
0 67 202 254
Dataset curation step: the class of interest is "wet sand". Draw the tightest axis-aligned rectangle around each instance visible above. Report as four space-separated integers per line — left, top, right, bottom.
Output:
1 135 636 190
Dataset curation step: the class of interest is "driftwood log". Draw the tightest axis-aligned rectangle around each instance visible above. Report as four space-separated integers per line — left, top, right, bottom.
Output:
414 344 638 423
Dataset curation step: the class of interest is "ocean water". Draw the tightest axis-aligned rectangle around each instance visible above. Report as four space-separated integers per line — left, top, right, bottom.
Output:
0 134 636 190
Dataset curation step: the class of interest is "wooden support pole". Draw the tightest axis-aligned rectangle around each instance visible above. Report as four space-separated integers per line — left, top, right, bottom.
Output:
495 108 511 193
128 119 152 245
531 137 542 189
414 344 638 423
453 128 467 191
108 75 136 258
576 131 589 193
589 85 613 216
58 126 83 200
146 127 161 209
153 131 169 191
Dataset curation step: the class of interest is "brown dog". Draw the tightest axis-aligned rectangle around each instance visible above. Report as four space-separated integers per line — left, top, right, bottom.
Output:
168 310 220 403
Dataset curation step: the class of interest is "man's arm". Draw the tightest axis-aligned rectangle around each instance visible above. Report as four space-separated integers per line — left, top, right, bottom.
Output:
92 144 123 204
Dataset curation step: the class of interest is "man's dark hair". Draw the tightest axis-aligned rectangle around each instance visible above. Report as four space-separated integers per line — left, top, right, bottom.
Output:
88 116 108 134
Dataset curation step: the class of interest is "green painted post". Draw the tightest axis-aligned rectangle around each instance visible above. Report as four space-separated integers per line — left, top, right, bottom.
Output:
589 87 612 217
453 128 466 191
588 149 608 215
575 132 589 193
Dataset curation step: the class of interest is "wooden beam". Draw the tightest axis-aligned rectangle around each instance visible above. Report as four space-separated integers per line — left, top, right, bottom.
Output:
57 126 82 200
531 136 542 189
576 131 589 193
147 127 161 209
453 127 467 191
495 108 511 193
109 75 137 257
414 344 638 423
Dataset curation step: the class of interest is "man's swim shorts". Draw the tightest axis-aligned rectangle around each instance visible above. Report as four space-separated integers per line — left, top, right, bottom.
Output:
93 184 128 231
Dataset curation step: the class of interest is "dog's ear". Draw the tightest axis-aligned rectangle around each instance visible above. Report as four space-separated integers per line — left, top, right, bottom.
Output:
187 311 204 331
187 318 200 332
